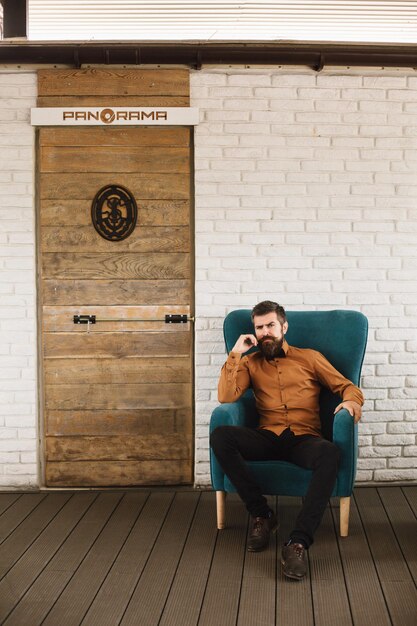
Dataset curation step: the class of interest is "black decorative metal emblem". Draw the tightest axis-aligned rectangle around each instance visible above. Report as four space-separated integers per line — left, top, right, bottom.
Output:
91 184 137 241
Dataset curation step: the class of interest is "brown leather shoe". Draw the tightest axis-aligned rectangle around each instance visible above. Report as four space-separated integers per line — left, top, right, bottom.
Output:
247 512 278 552
281 542 307 579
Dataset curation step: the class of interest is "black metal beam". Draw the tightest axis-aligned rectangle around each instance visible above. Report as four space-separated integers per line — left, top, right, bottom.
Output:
0 41 417 69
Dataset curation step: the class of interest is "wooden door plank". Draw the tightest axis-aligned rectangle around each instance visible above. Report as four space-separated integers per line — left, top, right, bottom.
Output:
42 305 191 332
354 487 417 626
40 198 190 226
43 331 191 358
40 172 190 199
44 356 191 384
0 493 71 579
38 102 194 487
38 95 190 107
276 496 314 626
0 492 96 623
45 382 191 410
198 494 248 626
119 492 200 626
39 126 190 147
41 492 148 626
46 407 193 437
46 433 192 461
45 460 192 487
330 495 391 626
40 146 190 173
378 487 417 585
237 497 276 626
40 226 190 253
42 252 190 280
0 493 46 544
81 491 175 626
2 492 124 626
158 492 218 626
38 69 190 96
42 278 190 305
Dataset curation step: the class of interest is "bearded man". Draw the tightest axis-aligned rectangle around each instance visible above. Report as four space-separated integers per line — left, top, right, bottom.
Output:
210 300 363 580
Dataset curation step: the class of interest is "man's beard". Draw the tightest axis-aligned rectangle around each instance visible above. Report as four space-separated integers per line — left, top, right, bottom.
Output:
258 336 284 360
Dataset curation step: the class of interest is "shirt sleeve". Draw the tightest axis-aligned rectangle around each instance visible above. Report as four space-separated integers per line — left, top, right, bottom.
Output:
218 352 251 403
313 351 364 405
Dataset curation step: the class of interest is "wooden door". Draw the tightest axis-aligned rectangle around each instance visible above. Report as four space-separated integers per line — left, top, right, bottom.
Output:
37 70 193 486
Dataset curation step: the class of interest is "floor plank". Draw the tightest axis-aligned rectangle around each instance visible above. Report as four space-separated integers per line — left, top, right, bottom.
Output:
237 496 277 626
82 491 173 626
276 496 314 626
198 494 248 626
120 491 200 626
3 492 122 626
0 486 414 626
378 487 417 585
42 492 148 626
402 485 417 517
354 488 417 626
159 491 218 626
330 496 391 626
310 503 352 626
0 493 21 517
0 492 71 580
0 493 96 623
0 493 46 544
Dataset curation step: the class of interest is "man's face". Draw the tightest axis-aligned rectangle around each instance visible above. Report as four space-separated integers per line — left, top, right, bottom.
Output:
253 311 288 360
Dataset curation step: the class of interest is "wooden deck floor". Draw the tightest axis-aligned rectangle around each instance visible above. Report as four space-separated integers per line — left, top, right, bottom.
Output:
0 486 416 626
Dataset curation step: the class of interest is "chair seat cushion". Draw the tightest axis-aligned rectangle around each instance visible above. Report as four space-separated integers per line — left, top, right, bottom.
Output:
223 460 342 497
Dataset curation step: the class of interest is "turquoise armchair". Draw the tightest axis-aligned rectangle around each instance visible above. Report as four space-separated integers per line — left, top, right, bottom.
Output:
210 309 368 536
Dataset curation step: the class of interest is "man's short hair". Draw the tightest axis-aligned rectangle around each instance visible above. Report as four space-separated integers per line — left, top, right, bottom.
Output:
251 300 287 324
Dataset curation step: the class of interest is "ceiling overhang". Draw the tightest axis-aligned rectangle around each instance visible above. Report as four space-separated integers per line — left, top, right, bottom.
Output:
1 40 417 70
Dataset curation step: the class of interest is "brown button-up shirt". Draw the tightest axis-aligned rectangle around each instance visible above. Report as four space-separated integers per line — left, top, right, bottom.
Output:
218 339 364 437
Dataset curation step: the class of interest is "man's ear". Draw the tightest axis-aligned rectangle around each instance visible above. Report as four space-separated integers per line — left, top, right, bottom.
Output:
283 321 288 335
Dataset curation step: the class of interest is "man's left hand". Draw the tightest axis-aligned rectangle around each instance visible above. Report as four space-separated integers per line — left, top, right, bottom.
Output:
334 401 362 423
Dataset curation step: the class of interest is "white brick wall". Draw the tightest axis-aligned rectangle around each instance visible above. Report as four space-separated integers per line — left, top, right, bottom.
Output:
1 66 416 490
191 68 417 486
0 71 38 488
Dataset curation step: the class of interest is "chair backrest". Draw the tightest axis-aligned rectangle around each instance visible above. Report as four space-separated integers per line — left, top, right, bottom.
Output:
223 309 368 440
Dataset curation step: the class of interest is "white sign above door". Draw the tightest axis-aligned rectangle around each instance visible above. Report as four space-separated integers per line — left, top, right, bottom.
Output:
31 107 199 126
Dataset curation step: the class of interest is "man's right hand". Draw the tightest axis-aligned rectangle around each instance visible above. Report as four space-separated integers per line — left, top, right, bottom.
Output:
231 334 258 354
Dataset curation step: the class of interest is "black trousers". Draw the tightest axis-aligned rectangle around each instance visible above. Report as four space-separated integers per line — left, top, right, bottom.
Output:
210 425 341 548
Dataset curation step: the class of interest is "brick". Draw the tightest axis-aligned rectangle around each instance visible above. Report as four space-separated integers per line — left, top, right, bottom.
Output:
228 74 271 86
355 470 373 482
388 422 417 434
374 434 415 446
272 74 316 87
0 452 20 463
357 458 386 470
388 458 417 469
269 100 314 112
360 446 402 458
359 100 402 113
374 469 417 481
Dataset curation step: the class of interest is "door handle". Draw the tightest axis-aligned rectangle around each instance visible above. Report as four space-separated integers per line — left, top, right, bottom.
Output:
73 314 194 325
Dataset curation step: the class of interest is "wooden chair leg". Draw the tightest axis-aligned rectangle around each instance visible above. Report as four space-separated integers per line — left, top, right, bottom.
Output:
340 496 350 537
216 491 226 529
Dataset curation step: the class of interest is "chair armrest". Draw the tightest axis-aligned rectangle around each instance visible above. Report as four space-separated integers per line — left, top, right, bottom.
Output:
210 400 250 432
332 408 358 495
209 399 254 491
